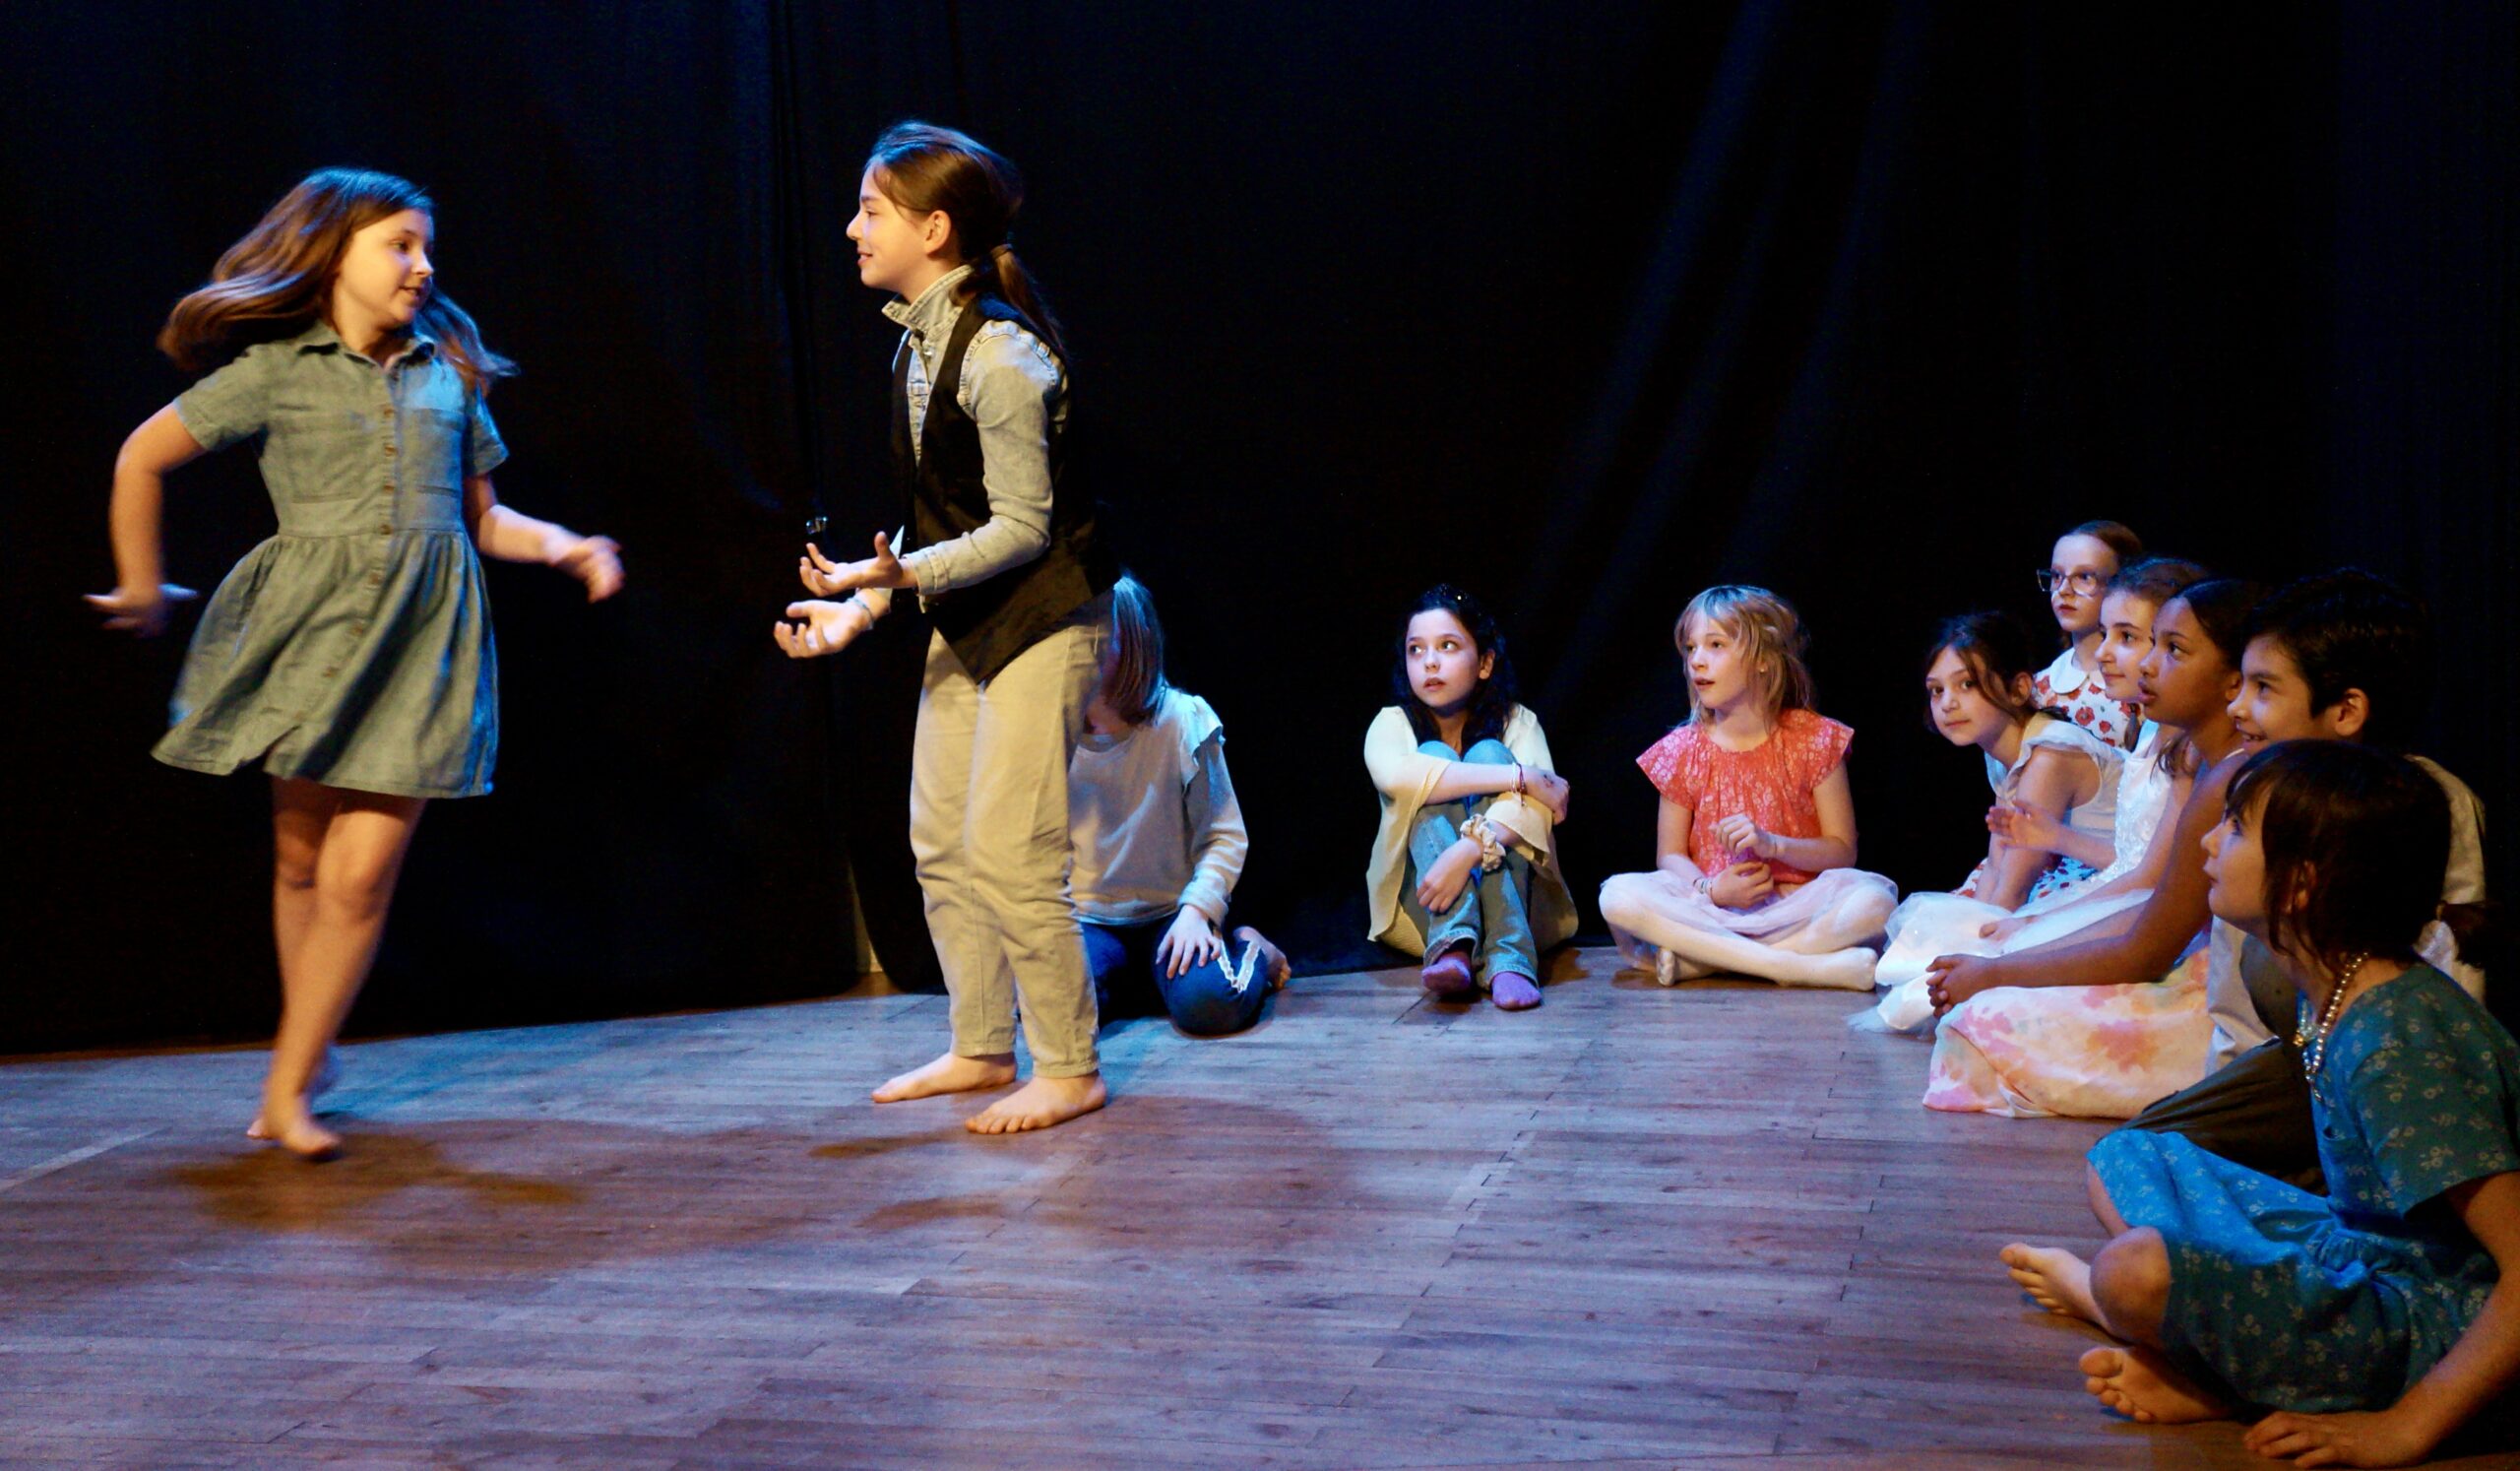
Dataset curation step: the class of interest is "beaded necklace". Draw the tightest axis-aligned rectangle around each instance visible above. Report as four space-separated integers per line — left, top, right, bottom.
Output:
2295 952 2372 1079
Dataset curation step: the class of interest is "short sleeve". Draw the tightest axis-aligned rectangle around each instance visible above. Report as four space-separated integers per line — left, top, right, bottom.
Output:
465 390 509 478
1169 691 1225 773
173 347 277 453
1636 727 1699 805
2350 1007 2520 1214
1781 711 1853 793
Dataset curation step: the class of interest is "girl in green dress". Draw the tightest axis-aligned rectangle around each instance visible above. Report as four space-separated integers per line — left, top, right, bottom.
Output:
2000 741 2519 1465
90 169 623 1160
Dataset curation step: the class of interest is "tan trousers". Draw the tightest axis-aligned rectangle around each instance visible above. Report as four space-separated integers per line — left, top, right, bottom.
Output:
910 602 1107 1077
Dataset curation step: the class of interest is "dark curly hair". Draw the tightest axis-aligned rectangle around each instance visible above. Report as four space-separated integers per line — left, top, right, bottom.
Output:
1393 585 1521 748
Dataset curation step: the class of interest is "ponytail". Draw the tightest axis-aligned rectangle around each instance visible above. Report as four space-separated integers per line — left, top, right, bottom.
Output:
970 240 1068 363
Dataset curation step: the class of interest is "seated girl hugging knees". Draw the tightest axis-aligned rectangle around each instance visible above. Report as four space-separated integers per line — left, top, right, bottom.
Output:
1914 579 2263 1119
1072 576 1289 1036
2032 519 2146 751
1363 586 1577 1010
1872 560 2205 1000
1597 586 1895 992
2001 741 2520 1467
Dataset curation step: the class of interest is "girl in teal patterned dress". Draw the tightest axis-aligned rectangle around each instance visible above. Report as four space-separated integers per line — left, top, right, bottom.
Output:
89 170 622 1160
1999 741 2519 1466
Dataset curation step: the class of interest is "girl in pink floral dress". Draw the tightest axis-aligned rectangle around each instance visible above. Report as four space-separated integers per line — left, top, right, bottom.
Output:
1599 587 1897 991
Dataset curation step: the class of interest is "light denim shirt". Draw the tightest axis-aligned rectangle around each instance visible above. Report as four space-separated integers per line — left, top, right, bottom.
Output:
883 265 1068 596
157 319 507 799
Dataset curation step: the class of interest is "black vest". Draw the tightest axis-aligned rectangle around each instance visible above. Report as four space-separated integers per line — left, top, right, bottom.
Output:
894 294 1113 683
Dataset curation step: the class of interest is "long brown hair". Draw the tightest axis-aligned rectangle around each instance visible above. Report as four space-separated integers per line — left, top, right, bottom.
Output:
158 168 515 394
865 121 1067 362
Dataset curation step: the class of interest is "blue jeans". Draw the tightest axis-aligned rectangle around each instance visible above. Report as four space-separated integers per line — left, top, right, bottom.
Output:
1084 914 1272 1037
1399 737 1539 985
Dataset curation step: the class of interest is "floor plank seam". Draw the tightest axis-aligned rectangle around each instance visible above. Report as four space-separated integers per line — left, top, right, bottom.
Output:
0 1126 163 1195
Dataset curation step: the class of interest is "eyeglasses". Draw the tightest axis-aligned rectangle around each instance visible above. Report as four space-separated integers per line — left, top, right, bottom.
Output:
2036 569 2107 596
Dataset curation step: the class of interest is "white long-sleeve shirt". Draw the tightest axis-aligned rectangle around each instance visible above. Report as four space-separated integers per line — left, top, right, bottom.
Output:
1070 689 1246 926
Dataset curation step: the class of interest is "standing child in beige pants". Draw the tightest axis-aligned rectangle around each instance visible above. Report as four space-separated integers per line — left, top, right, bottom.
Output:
777 122 1115 1134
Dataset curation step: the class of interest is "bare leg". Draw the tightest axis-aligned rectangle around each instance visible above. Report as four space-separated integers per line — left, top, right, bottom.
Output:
2087 1162 2130 1236
2079 1345 2231 1425
967 1072 1106 1134
258 782 425 1160
247 780 330 1141
871 1051 1018 1103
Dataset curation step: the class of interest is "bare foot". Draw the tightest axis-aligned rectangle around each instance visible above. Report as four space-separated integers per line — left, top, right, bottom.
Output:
246 1047 342 1140
1234 927 1292 991
871 1052 1017 1103
250 1101 342 1162
2079 1345 2230 1425
966 1073 1106 1134
2002 1242 2101 1323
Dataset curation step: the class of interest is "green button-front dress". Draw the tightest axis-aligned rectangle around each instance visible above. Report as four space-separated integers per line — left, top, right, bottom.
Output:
157 321 506 799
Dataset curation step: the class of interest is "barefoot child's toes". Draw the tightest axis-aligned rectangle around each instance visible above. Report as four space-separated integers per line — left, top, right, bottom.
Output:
966 1074 1106 1134
2076 1344 2227 1426
2000 1242 2098 1321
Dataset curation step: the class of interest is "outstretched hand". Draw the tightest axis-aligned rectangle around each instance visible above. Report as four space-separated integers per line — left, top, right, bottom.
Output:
774 599 873 659
553 535 625 601
800 532 909 597
85 583 198 637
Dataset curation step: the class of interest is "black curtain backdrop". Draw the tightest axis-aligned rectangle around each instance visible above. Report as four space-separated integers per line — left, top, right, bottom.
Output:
6 2 2513 1052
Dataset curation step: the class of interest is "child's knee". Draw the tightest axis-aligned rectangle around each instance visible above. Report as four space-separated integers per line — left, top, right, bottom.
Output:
1846 885 1897 932
1166 971 1257 1037
1598 875 1642 928
2091 1228 2171 1338
1462 738 1517 766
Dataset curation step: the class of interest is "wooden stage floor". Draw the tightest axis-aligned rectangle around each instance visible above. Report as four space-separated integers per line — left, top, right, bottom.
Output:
5 947 2515 1469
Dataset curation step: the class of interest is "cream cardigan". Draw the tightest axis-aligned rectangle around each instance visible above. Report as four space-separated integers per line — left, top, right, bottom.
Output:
1362 704 1580 956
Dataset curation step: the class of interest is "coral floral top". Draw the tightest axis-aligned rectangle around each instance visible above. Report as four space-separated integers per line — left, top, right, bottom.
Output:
1637 708 1854 887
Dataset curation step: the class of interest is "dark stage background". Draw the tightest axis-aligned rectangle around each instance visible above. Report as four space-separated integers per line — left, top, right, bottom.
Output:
6 3 2513 1052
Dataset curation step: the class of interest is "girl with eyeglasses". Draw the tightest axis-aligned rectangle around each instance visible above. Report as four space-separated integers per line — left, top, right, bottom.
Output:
2033 520 2147 751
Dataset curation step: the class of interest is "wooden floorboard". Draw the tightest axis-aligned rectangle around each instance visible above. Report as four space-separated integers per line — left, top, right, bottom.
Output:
4 946 2517 1468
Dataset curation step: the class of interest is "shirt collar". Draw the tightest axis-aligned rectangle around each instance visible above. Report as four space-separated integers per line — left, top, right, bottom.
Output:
285 318 437 364
2043 651 2096 694
881 264 976 345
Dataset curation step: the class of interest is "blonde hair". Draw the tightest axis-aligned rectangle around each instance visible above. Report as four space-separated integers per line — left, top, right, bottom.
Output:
1676 585 1815 721
1102 575 1167 727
